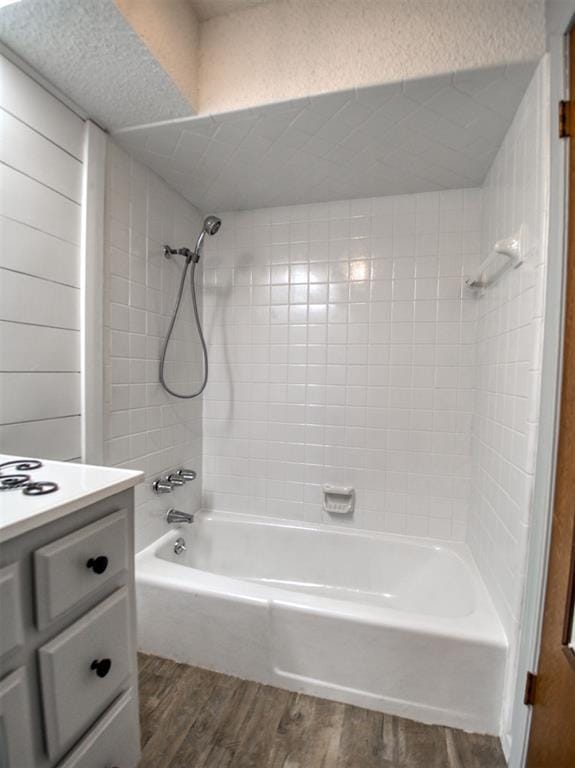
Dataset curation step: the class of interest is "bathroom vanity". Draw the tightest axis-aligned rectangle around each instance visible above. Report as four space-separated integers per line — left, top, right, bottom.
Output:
0 456 143 768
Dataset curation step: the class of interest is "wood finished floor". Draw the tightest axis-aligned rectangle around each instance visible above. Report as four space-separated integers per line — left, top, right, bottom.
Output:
138 653 506 768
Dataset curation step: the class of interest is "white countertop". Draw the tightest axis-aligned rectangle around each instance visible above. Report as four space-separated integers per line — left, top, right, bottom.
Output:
0 455 143 543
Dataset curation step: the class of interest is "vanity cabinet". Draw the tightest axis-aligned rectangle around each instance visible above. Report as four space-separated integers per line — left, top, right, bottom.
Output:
0 667 35 767
0 487 141 768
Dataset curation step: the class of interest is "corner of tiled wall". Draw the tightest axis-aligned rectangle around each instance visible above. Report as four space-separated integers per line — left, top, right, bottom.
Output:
104 140 204 550
468 56 550 736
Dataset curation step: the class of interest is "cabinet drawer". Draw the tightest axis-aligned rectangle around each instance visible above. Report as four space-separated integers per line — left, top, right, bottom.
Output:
56 688 140 768
39 587 133 759
0 563 24 661
34 509 128 628
0 667 35 768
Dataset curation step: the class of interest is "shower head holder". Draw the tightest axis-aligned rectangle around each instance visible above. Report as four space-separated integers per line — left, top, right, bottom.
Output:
163 245 195 263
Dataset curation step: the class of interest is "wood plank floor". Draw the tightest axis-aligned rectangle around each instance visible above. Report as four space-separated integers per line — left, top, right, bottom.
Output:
138 653 506 768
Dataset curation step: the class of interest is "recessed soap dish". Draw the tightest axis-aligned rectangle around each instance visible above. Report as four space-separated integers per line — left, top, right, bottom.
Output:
322 485 355 515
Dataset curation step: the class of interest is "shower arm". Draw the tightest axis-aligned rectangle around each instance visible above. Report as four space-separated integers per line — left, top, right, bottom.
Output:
163 245 198 264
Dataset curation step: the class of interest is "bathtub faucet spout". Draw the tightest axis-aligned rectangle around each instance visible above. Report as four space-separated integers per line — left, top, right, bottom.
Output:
166 509 194 524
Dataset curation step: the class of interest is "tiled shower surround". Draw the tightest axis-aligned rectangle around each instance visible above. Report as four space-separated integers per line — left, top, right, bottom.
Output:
103 63 547 593
470 58 549 743
104 143 204 550
101 60 550 748
202 190 481 540
471 59 548 639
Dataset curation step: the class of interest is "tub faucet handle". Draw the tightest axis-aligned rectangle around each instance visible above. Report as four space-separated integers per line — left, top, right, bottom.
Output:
153 479 173 494
167 473 186 486
177 468 197 482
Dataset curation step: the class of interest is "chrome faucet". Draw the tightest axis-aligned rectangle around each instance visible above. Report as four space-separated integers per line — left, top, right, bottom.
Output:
173 537 187 555
153 468 197 495
176 468 197 482
166 509 194 524
166 473 186 487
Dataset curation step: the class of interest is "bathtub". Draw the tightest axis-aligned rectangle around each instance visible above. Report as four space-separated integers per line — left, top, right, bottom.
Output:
136 511 507 734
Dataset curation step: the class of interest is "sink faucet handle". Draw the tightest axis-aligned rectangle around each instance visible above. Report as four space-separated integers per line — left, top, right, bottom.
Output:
176 468 197 482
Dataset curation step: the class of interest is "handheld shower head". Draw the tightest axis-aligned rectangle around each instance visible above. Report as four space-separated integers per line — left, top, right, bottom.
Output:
162 216 222 264
203 215 222 236
193 215 222 261
159 214 222 398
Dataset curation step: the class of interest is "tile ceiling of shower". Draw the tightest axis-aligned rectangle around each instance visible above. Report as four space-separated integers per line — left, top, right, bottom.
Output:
113 62 536 212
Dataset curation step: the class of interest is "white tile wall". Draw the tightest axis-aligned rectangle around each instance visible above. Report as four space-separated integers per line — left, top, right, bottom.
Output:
0 55 84 461
468 58 550 736
104 142 204 550
201 190 481 539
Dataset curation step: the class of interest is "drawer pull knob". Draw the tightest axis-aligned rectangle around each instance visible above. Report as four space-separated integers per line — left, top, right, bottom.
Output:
86 556 108 574
90 658 112 678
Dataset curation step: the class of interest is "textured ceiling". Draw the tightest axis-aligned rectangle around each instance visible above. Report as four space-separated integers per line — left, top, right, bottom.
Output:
190 0 272 22
0 0 191 129
113 62 536 212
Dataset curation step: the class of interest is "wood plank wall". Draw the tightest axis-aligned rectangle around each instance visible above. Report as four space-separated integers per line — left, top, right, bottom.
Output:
0 55 85 460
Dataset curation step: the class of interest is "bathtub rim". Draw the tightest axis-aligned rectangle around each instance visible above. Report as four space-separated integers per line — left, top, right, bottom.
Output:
136 508 508 650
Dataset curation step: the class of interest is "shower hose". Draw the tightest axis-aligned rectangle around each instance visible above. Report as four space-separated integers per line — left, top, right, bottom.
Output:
159 260 208 399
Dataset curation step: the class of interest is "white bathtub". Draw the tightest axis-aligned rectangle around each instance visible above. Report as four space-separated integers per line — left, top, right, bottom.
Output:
136 511 507 734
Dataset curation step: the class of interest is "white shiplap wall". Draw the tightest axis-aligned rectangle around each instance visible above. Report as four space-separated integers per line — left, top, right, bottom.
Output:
0 55 85 460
